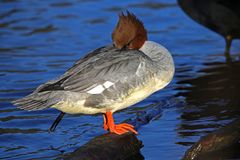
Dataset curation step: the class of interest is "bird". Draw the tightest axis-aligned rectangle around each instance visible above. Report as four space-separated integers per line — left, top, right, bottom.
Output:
178 0 240 54
12 12 175 135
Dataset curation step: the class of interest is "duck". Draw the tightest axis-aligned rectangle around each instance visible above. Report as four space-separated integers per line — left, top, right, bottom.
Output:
13 12 174 135
178 0 240 54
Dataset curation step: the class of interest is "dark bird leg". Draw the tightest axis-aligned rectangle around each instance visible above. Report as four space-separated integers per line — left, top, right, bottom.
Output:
49 112 65 132
224 36 233 62
225 35 232 55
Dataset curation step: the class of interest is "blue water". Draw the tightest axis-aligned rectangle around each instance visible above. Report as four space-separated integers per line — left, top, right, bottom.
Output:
1 0 240 159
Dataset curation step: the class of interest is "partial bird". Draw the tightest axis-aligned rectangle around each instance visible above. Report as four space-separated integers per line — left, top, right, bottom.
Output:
178 0 240 54
13 12 174 135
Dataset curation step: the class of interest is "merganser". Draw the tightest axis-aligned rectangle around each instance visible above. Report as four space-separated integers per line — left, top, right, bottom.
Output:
13 12 174 135
178 0 240 54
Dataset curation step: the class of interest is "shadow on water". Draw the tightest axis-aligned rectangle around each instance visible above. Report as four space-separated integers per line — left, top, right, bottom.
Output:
175 55 240 159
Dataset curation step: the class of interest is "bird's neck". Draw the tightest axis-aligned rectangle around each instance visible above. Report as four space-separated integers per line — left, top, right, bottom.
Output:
139 40 175 83
139 41 169 63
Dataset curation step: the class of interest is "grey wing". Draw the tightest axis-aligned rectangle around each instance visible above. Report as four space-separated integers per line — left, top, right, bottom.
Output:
62 48 154 93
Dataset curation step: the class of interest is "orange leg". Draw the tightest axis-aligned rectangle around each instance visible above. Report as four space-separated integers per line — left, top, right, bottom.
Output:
103 111 138 135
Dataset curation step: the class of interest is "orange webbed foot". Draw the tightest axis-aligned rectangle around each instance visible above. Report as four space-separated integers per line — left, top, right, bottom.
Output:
112 123 138 135
103 112 138 135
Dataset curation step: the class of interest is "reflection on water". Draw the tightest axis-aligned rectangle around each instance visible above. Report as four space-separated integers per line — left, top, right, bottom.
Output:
177 60 240 126
175 60 240 159
1 0 240 159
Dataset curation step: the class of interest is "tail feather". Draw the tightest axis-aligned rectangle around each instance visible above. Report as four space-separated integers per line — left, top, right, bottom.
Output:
12 92 52 111
14 100 47 111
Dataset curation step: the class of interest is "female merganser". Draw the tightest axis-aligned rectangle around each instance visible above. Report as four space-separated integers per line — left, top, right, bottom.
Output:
13 12 174 135
178 0 240 54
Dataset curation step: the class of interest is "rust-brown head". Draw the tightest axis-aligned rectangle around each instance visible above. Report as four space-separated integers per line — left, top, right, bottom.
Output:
112 11 148 50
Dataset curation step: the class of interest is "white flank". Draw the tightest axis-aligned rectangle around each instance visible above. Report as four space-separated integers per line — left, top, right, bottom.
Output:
87 81 114 94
